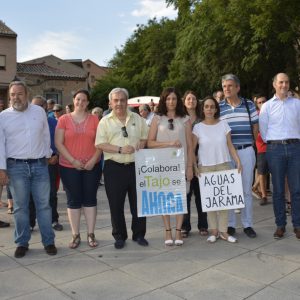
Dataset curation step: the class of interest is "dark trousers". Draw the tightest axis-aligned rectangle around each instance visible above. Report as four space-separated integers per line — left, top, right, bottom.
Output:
104 160 146 241
182 176 207 232
29 163 60 228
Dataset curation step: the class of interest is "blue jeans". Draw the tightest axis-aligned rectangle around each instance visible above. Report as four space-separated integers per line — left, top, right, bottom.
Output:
7 159 55 247
266 142 300 228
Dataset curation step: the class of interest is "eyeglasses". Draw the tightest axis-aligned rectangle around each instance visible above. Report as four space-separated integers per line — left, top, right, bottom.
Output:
168 119 174 130
121 126 128 137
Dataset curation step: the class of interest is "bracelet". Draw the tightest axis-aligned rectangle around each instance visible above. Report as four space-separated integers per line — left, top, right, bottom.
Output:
118 147 122 154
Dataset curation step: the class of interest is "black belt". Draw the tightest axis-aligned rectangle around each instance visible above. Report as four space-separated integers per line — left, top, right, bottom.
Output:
106 159 135 167
267 139 300 145
7 157 46 163
234 144 252 150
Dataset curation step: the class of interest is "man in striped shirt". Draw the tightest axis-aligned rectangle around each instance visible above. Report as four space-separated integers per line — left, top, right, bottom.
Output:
219 74 258 238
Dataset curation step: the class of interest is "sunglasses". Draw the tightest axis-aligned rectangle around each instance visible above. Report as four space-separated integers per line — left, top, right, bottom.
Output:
121 126 128 137
168 119 174 130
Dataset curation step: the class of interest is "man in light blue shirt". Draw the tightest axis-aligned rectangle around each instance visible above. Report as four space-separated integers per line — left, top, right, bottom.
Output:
259 73 300 240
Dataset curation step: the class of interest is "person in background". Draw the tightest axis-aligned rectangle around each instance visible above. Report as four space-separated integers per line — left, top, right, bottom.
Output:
32 95 63 231
181 90 208 238
95 87 149 249
139 104 154 126
47 99 56 118
193 96 241 243
53 104 64 120
213 90 224 103
65 103 74 114
55 89 102 249
92 107 103 120
0 81 56 258
147 87 194 246
259 73 300 240
252 95 269 206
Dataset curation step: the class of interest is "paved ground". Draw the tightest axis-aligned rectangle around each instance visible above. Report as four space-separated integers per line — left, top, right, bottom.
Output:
0 185 300 300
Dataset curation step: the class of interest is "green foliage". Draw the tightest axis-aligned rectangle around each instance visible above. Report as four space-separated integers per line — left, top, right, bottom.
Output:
93 0 300 101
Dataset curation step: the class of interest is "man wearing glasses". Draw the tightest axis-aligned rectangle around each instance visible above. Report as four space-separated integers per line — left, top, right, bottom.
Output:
95 88 149 249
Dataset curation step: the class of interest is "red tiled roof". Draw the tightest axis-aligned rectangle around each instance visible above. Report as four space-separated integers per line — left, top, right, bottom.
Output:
17 63 86 79
0 20 17 37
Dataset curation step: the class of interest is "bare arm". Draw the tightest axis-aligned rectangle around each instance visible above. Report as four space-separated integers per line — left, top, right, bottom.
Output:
252 123 258 141
226 133 242 173
185 120 194 181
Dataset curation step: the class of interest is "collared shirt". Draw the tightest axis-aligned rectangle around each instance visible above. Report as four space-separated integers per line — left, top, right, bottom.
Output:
0 103 52 169
146 112 154 126
95 109 148 164
219 97 258 145
259 95 300 142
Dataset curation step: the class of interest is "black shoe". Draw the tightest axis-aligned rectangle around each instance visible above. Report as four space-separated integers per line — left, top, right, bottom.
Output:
14 246 28 258
227 226 236 236
0 220 10 228
114 240 125 249
52 222 63 231
133 237 149 247
44 244 57 255
244 227 257 238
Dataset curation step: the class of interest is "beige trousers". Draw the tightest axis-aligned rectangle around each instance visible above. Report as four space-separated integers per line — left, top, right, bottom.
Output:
199 162 231 233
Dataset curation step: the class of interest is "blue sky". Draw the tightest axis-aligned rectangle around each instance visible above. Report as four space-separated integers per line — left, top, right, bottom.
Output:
2 0 177 67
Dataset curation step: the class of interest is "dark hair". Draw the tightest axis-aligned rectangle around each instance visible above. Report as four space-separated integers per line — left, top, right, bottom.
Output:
182 90 201 119
200 96 220 120
157 87 186 117
73 89 90 102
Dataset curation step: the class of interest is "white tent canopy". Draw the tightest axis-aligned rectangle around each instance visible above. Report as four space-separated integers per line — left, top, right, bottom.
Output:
128 96 159 107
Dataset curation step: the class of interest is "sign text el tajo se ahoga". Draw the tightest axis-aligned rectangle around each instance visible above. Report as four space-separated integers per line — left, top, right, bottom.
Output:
135 148 187 217
199 169 245 212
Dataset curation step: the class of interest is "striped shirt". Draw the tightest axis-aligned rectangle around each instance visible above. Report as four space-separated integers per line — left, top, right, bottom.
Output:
219 98 258 145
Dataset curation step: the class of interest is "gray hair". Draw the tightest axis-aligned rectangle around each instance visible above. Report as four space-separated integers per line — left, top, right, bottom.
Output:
108 88 129 101
139 104 151 112
32 95 46 105
9 81 28 94
221 74 240 86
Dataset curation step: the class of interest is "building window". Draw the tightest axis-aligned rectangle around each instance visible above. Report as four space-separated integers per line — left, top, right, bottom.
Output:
0 55 6 70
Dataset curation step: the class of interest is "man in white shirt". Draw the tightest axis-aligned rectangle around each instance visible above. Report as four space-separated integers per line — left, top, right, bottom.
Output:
259 73 300 240
0 81 57 258
138 104 154 126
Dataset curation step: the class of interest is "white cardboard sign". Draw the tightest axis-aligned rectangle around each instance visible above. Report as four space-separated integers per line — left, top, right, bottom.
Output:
199 169 245 212
135 148 187 217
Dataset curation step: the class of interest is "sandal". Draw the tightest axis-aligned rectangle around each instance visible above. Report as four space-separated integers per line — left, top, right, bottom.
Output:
87 233 98 248
69 233 81 249
199 228 208 236
175 229 183 246
7 207 14 214
165 229 173 246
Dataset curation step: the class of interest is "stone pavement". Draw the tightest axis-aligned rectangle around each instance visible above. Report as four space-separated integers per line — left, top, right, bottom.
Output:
1 186 300 300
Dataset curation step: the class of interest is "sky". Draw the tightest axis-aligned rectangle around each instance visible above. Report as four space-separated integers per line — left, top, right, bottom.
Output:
2 0 177 67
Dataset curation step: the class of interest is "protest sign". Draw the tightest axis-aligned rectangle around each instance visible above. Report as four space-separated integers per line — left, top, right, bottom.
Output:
135 148 187 217
199 169 245 212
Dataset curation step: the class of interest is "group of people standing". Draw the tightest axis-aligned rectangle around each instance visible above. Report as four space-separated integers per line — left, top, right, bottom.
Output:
0 71 299 259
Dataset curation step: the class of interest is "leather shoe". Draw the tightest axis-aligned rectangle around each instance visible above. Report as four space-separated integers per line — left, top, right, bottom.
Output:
14 246 28 258
294 228 300 240
133 237 149 247
0 220 10 228
44 244 57 255
244 227 257 238
114 240 125 249
273 227 285 239
227 226 236 236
